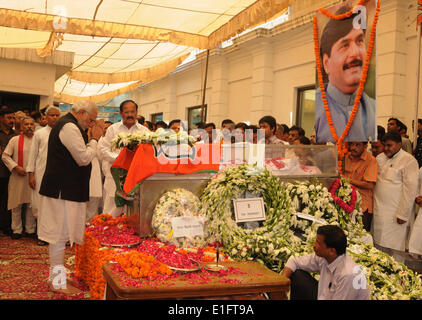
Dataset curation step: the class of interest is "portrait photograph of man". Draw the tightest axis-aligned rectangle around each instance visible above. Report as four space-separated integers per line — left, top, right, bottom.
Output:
315 0 377 143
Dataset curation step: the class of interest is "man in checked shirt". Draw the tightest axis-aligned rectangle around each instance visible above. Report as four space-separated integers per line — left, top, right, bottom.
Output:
282 225 369 300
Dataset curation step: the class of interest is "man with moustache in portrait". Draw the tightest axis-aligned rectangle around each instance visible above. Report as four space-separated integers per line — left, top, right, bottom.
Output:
315 5 376 143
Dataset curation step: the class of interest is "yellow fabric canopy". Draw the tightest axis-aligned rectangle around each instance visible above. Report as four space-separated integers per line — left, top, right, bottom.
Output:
0 0 291 103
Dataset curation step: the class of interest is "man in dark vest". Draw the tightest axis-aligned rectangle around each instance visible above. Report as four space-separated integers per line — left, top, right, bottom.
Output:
38 99 104 295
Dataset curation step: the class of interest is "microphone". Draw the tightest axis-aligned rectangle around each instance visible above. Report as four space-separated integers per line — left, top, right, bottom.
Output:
329 282 332 289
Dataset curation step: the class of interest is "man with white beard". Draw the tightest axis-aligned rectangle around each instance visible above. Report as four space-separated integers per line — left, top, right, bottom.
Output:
1 117 36 239
26 106 61 245
98 100 147 217
38 100 104 295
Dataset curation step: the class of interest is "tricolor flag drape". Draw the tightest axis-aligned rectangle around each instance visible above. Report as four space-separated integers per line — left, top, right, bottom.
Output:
111 143 221 206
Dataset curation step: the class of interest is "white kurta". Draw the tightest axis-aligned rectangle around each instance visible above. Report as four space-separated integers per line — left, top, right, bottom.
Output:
38 122 98 245
1 135 33 210
26 125 51 213
98 121 148 217
373 150 419 251
409 168 422 255
89 156 102 198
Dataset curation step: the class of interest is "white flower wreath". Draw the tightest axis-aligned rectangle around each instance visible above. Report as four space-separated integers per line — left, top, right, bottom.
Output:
200 164 301 270
152 188 208 248
201 164 422 300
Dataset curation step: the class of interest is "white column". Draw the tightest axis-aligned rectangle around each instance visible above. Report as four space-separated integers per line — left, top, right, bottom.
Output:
209 50 228 125
376 0 407 127
162 76 177 123
250 38 274 124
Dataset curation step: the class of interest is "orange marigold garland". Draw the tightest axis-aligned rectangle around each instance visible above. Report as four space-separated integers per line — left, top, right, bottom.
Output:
313 0 380 174
75 232 119 300
75 215 233 299
75 214 132 300
115 251 172 279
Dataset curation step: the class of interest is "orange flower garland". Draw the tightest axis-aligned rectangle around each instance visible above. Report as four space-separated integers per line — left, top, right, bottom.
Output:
90 213 127 227
115 251 172 279
313 0 380 174
75 215 232 299
75 232 118 300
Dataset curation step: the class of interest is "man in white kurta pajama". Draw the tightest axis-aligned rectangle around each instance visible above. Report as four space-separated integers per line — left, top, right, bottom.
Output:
27 106 61 215
373 132 419 262
38 100 103 295
98 100 148 217
26 106 61 245
1 117 36 239
86 146 103 222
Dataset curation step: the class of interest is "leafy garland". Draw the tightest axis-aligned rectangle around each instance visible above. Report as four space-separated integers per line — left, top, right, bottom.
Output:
201 164 422 300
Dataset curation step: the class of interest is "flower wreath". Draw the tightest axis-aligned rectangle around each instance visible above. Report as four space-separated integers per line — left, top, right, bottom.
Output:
152 188 208 248
329 178 357 214
200 165 422 300
200 164 299 270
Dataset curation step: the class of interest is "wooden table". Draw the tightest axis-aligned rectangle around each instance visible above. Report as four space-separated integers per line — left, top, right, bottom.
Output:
103 261 290 300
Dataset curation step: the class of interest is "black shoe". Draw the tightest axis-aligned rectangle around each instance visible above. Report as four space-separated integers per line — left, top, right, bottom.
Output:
11 233 22 240
24 232 37 239
37 239 48 246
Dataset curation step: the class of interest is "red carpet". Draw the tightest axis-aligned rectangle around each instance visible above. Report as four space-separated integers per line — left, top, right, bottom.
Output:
0 233 90 300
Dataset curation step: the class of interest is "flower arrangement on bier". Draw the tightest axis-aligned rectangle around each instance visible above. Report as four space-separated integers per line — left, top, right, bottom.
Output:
347 243 422 300
115 251 173 279
152 188 208 248
287 179 367 243
87 213 141 245
111 127 196 151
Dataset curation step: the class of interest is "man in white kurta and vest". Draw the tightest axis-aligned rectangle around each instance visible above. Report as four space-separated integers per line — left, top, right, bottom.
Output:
98 100 148 217
373 131 419 263
26 106 61 246
38 100 104 295
1 116 36 239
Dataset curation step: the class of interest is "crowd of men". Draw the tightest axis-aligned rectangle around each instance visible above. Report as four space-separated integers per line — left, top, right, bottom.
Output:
1 100 422 296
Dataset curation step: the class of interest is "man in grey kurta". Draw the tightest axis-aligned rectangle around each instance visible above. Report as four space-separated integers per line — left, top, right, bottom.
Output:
1 117 36 239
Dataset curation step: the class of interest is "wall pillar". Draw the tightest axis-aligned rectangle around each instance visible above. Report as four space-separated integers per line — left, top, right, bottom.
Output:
249 38 274 124
208 50 228 125
377 0 408 127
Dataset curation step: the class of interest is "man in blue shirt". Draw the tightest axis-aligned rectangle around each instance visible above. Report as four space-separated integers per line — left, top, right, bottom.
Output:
315 5 376 143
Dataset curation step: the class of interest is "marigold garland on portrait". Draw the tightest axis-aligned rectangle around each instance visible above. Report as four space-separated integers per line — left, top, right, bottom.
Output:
313 0 380 173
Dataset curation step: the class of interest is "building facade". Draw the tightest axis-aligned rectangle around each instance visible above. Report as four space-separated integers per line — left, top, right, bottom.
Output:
130 0 422 139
